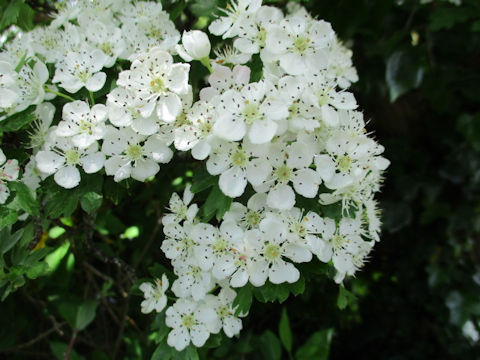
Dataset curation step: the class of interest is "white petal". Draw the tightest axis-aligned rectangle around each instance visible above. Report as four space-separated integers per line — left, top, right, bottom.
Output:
85 72 106 92
167 327 190 351
81 152 105 173
266 184 296 210
35 151 64 174
248 259 269 287
157 93 182 122
269 260 299 284
292 168 320 198
283 244 312 263
219 166 247 198
54 165 80 189
248 119 277 144
131 159 159 181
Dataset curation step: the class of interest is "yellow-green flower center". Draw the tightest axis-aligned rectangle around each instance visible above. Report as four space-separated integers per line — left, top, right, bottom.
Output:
274 164 293 183
245 210 261 227
182 314 195 329
100 42 113 57
293 37 310 54
242 102 259 124
264 243 281 261
150 77 166 93
65 150 80 165
126 144 143 161
337 155 351 172
231 149 248 167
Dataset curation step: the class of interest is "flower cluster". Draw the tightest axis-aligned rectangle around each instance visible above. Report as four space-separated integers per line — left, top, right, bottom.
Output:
0 0 389 353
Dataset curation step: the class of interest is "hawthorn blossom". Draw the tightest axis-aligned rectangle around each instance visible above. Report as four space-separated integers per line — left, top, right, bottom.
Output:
0 149 19 204
140 274 169 314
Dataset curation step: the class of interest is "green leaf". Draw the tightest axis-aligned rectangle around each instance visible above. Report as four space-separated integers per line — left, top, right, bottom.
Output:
385 50 423 102
25 261 49 279
201 185 232 221
151 341 173 360
233 284 253 316
16 2 35 30
190 168 217 193
0 0 22 31
0 208 18 230
337 286 356 310
259 330 282 360
76 300 99 331
429 7 472 31
49 341 85 360
0 106 35 132
278 308 293 353
9 182 40 216
0 227 22 255
190 0 218 17
59 300 99 331
80 192 103 213
295 329 333 360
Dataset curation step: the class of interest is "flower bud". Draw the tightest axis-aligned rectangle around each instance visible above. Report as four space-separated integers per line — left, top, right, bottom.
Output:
176 30 211 61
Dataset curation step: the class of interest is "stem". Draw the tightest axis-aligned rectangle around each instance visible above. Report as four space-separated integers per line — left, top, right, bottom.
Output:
45 87 75 102
89 91 95 105
200 56 213 74
63 330 77 360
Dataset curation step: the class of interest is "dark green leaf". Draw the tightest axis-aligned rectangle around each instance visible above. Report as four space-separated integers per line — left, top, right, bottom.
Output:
49 341 85 360
0 0 22 31
259 330 282 360
337 286 356 310
0 106 36 132
190 0 218 17
9 181 40 216
190 168 217 193
80 192 103 213
0 208 18 230
385 50 423 102
278 308 292 353
233 284 253 316
76 300 99 331
295 329 333 360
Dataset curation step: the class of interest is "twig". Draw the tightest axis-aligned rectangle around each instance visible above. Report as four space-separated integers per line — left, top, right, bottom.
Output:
63 330 77 360
4 321 66 351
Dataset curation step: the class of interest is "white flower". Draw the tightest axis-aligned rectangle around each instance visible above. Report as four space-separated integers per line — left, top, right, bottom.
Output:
176 30 211 62
56 101 108 149
245 215 309 286
255 138 321 210
161 222 197 267
84 21 125 68
117 48 189 122
52 49 108 93
102 127 172 182
162 185 199 226
209 0 262 39
213 46 251 66
204 287 243 338
0 149 19 204
212 80 289 144
36 138 105 189
199 64 250 100
171 259 215 301
206 139 271 198
140 274 169 314
264 15 335 75
29 102 56 151
223 192 268 230
166 298 219 351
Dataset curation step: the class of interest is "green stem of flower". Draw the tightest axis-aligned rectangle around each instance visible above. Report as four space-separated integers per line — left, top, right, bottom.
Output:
200 56 213 74
89 91 95 105
45 87 75 102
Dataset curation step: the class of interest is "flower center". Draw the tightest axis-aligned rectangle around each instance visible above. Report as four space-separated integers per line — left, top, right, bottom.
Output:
212 238 228 253
256 28 267 45
242 102 259 124
234 254 247 267
293 37 310 54
100 42 113 56
291 222 306 237
288 102 299 117
331 234 345 250
65 150 80 165
150 77 166 93
337 155 351 172
79 119 94 135
126 144 143 161
245 210 261 228
182 314 195 329
274 164 293 183
76 70 90 83
218 305 231 319
264 243 281 261
230 149 248 168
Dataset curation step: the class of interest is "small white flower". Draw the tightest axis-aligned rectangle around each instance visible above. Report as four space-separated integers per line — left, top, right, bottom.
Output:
140 274 169 314
166 298 219 351
0 149 19 204
204 287 244 338
162 185 199 226
176 30 211 62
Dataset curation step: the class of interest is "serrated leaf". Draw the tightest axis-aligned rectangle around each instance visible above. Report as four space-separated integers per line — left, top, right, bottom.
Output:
278 308 292 353
0 208 18 230
0 0 22 31
201 184 232 221
385 50 423 102
233 284 253 316
259 331 282 360
337 285 356 310
80 192 103 213
9 181 40 216
190 168 217 193
0 106 36 132
295 329 333 360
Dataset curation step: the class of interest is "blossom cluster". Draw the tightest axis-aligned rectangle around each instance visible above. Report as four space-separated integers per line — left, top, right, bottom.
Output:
0 0 389 352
